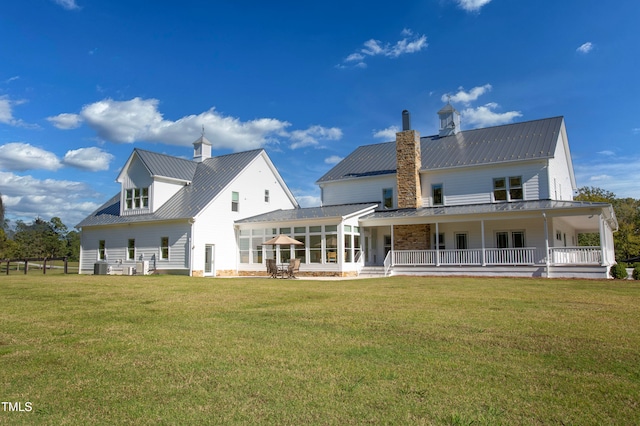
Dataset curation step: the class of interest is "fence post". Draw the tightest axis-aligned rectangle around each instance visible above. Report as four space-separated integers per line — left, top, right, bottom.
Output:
5 260 9 275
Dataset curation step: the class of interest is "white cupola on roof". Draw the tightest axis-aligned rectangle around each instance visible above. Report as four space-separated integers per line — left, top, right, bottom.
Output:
438 103 460 137
192 129 212 162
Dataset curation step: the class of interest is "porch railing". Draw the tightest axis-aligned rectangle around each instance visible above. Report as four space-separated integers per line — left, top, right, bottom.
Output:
549 247 602 265
391 247 602 267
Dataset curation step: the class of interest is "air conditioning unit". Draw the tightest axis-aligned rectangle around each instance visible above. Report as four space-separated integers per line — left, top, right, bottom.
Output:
123 266 135 276
136 261 149 275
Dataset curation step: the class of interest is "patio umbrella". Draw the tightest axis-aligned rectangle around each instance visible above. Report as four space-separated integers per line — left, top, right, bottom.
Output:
264 234 304 246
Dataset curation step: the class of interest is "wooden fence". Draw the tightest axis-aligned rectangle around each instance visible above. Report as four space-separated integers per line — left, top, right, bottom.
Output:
2 257 70 275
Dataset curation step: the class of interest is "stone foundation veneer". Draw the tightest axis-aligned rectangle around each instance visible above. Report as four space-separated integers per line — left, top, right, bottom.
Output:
393 224 431 250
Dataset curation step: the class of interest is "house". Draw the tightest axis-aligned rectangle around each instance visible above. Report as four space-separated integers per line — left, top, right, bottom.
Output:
76 135 299 276
236 106 618 279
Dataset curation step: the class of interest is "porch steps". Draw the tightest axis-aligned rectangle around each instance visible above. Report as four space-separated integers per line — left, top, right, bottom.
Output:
358 266 387 278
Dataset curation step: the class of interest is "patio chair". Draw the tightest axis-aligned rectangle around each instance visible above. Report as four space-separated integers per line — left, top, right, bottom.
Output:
266 259 277 278
286 258 301 279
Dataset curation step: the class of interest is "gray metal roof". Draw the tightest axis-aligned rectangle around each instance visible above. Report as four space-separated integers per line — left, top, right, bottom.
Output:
236 203 378 224
134 148 198 182
77 149 265 227
316 116 564 183
361 200 611 221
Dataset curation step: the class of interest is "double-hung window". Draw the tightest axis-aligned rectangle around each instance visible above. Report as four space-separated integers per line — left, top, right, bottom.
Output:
125 187 149 210
231 191 239 212
382 188 393 209
127 239 135 260
160 237 169 260
493 176 523 202
432 183 443 206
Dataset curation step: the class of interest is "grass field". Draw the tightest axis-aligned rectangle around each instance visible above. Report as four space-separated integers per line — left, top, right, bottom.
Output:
1 275 638 425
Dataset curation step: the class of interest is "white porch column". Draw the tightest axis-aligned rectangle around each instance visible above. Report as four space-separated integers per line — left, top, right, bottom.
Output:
435 222 440 266
481 220 486 266
390 225 394 266
543 212 550 278
599 214 606 265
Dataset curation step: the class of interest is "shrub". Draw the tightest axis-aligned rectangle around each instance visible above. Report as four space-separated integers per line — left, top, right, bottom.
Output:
610 263 628 279
633 266 640 280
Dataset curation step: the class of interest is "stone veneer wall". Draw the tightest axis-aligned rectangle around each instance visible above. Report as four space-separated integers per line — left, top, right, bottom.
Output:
393 224 431 250
395 129 422 209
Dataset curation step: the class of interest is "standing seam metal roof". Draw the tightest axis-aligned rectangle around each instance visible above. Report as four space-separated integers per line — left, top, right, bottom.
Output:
316 116 564 183
77 149 265 227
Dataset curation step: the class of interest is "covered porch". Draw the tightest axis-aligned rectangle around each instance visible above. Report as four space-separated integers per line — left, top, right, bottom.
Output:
360 200 618 279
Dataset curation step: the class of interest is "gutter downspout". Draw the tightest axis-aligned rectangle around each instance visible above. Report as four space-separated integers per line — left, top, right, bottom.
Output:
188 218 195 276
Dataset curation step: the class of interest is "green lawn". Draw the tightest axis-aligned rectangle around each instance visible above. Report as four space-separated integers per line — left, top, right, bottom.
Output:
1 275 638 425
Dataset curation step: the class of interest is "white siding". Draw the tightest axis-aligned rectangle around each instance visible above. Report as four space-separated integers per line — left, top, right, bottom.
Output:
79 221 190 273
547 132 575 200
321 175 397 207
191 153 298 275
420 161 547 206
151 178 186 212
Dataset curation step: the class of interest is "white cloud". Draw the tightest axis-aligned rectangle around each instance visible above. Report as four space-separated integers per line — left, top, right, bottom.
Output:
597 150 616 156
0 143 62 171
289 125 342 149
63 147 114 171
0 171 100 225
373 125 400 140
456 0 492 12
52 0 80 10
461 103 522 128
74 97 293 151
4 76 19 84
324 155 343 165
631 128 640 134
577 42 593 54
0 96 35 128
443 84 492 105
341 29 427 68
47 113 83 129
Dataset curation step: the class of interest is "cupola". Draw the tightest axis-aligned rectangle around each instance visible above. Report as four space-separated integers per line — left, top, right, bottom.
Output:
437 103 460 137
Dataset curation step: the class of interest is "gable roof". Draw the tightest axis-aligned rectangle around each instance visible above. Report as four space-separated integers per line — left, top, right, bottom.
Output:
116 148 198 183
317 116 564 184
78 149 273 227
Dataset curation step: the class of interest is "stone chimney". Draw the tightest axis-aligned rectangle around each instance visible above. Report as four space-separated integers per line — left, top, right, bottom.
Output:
396 110 422 209
192 132 212 163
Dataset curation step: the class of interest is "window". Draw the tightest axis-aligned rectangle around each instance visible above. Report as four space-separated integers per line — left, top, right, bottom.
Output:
432 184 443 205
124 187 149 210
455 233 468 250
231 191 239 212
493 178 507 201
509 176 523 200
264 189 270 203
434 233 445 250
325 225 338 263
496 231 525 248
382 188 393 209
493 176 523 202
98 240 106 260
127 239 135 260
160 237 169 260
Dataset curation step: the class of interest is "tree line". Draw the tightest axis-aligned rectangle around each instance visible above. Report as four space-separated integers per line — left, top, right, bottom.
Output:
575 186 640 262
0 198 80 261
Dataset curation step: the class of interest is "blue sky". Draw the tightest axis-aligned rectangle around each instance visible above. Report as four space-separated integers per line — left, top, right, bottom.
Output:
1 0 639 228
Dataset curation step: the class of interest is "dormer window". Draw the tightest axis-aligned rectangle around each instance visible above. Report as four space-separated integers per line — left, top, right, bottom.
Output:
125 187 149 210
